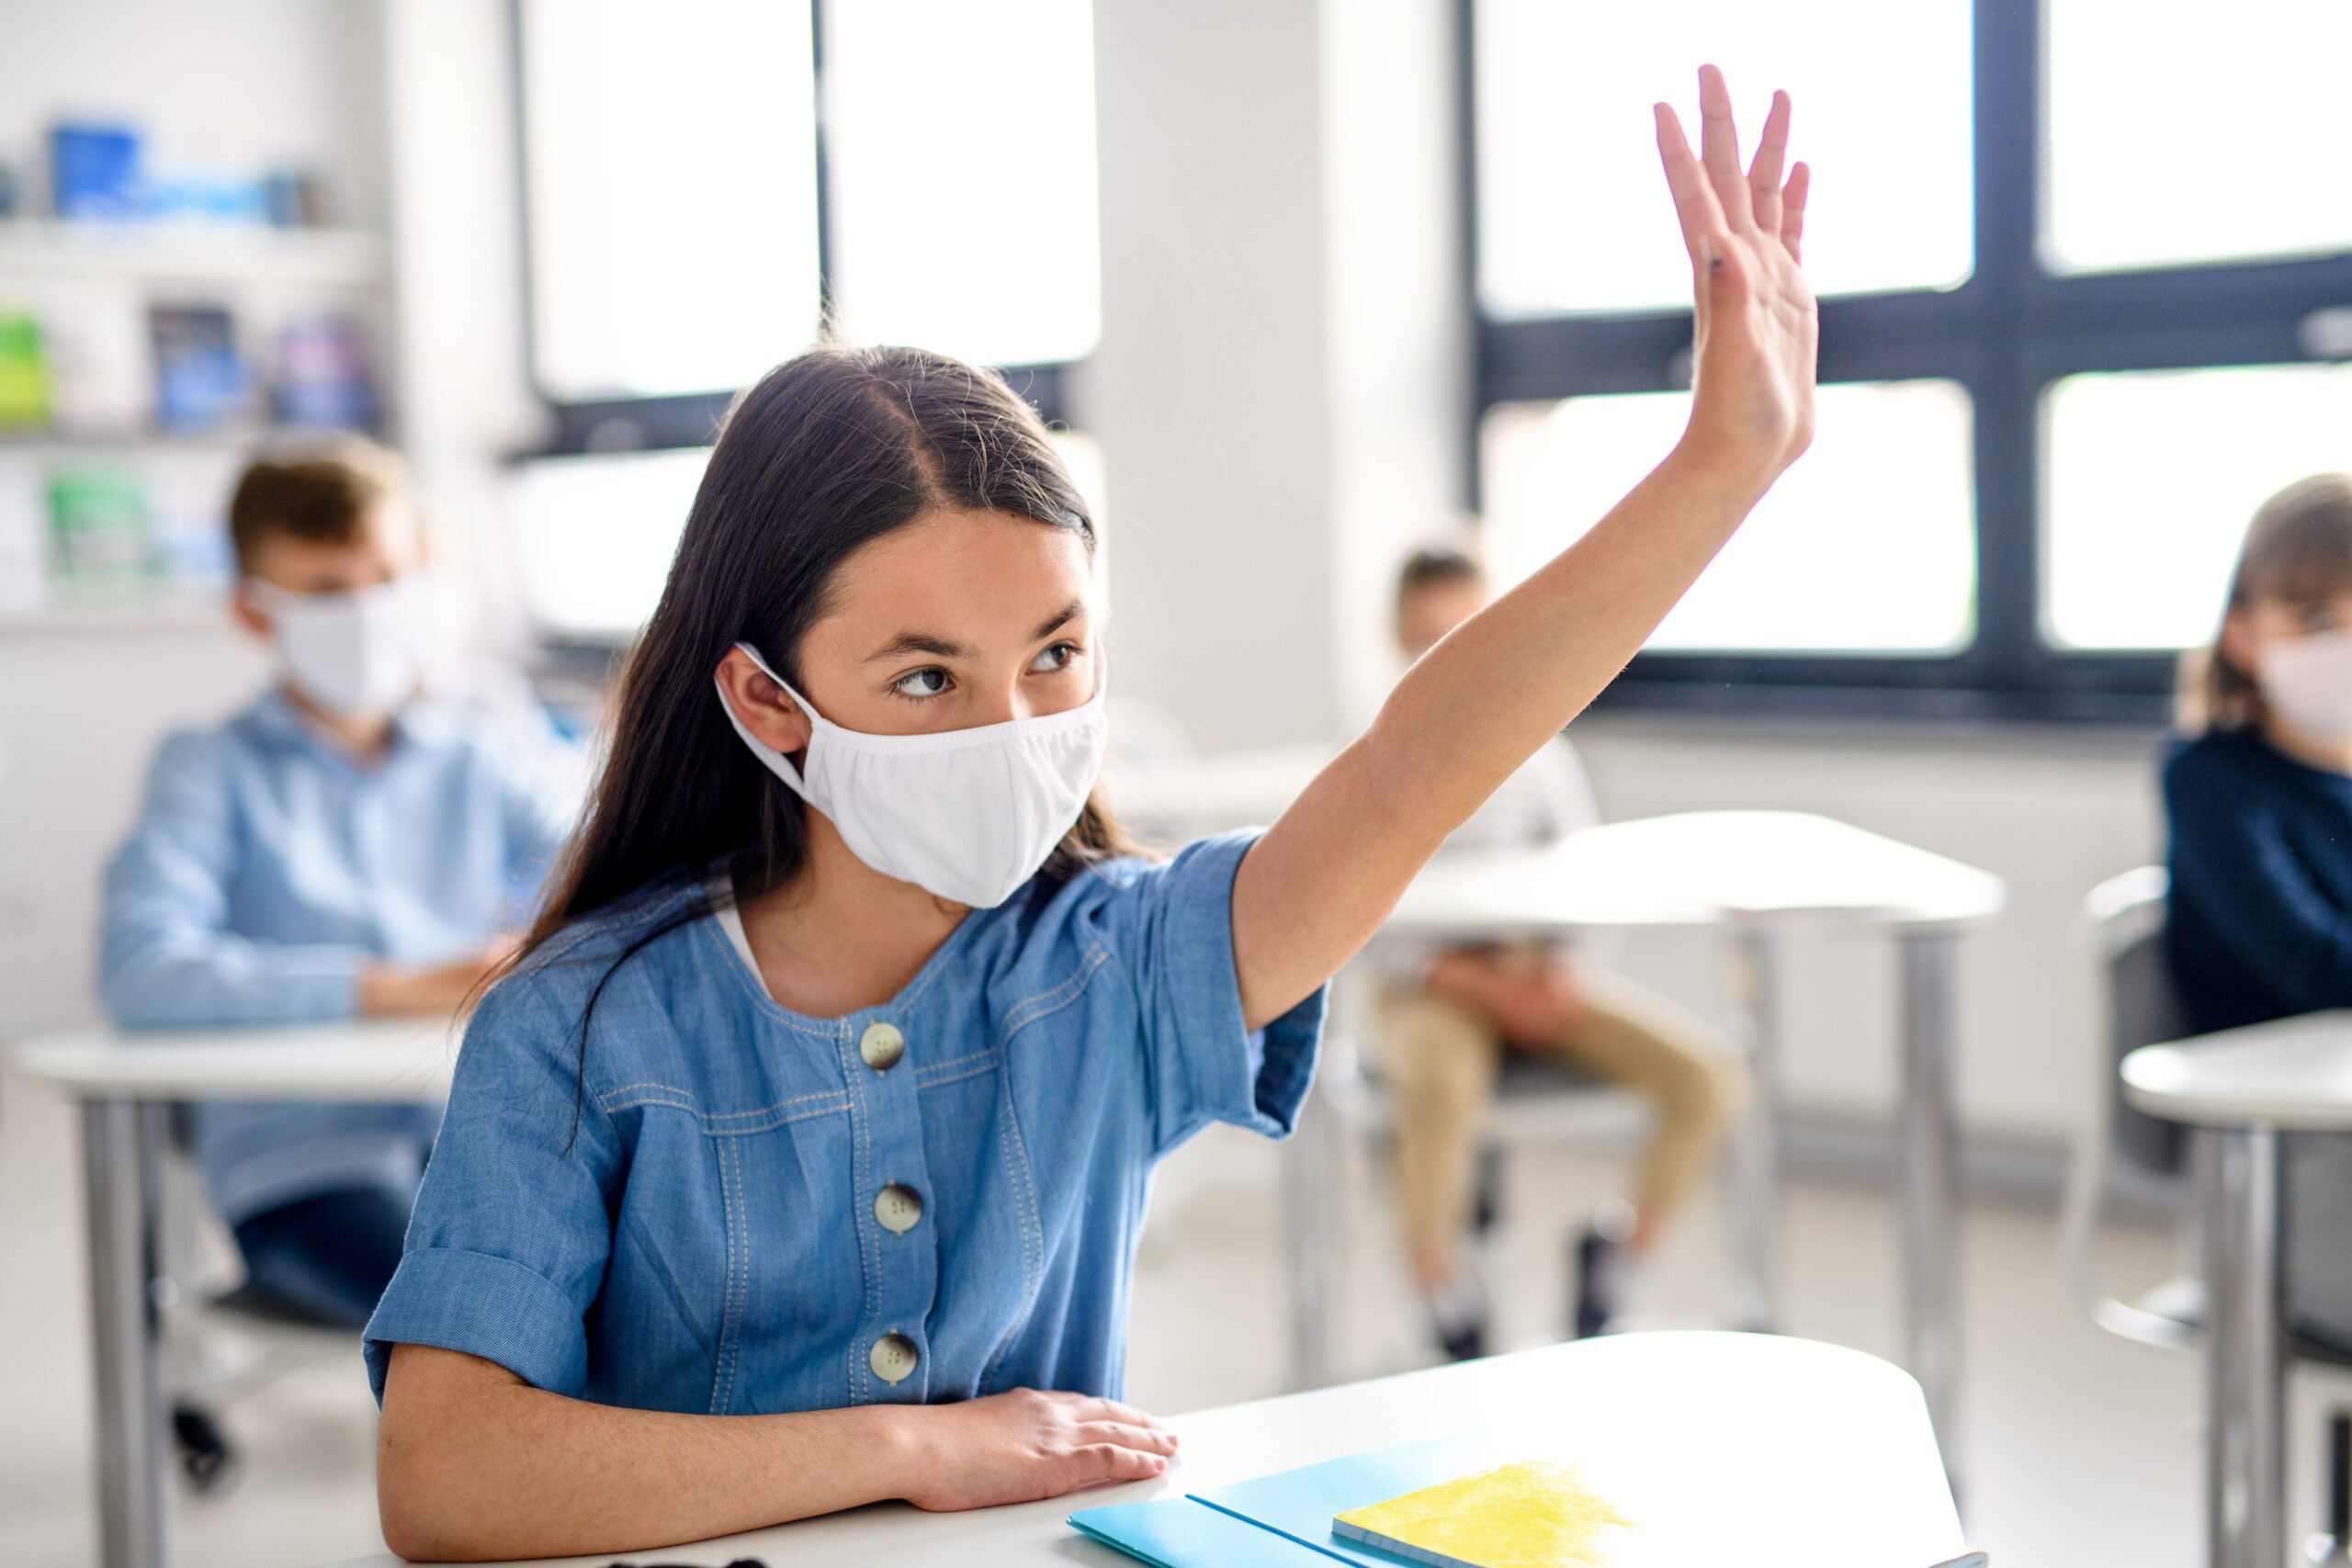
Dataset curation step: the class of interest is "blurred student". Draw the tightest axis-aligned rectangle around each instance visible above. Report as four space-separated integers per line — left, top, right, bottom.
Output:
99 438 577 1330
1380 547 1744 1358
2165 471 2352 1349
363 73 1813 1560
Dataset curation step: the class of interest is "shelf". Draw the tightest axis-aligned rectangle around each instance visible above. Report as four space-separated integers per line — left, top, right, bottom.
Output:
0 590 232 633
0 425 279 452
0 220 385 288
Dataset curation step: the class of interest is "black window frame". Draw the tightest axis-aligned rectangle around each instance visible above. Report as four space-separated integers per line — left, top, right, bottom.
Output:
1461 0 2352 725
508 0 1076 463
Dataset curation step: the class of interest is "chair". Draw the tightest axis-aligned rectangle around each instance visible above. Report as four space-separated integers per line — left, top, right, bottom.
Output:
2061 866 2352 1561
1331 986 1652 1340
155 1107 358 1493
2063 865 2352 1365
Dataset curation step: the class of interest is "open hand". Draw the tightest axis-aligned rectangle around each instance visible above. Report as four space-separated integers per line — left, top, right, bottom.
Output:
899 1387 1178 1511
1655 65 1818 496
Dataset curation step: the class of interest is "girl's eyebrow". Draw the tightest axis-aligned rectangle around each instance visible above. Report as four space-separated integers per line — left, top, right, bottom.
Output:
865 630 969 662
862 603 1087 664
1034 599 1086 639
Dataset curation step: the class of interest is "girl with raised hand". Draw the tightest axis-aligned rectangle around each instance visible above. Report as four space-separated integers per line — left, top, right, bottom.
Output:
368 66 1815 1562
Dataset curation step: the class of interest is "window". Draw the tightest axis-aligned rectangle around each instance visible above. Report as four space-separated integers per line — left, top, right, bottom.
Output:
1476 0 1973 315
2042 0 2352 276
2044 365 2352 651
508 430 1107 644
519 0 820 403
1485 380 1976 652
516 0 1098 446
1467 0 2352 720
823 0 1101 367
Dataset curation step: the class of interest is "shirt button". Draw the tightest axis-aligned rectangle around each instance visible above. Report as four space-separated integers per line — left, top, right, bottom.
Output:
875 1182 922 1235
870 1331 919 1385
858 1021 905 1072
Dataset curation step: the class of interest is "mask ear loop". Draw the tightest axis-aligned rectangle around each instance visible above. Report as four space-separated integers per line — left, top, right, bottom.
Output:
715 641 820 800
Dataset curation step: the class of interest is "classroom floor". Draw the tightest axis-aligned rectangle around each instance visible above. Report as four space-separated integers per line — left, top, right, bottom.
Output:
5 1061 2342 1568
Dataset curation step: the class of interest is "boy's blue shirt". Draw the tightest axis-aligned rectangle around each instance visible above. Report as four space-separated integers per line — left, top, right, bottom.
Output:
360 829 1327 1416
99 688 578 1224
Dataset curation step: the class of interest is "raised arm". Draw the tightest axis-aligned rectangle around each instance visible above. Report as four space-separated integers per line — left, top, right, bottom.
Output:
1233 66 1816 1028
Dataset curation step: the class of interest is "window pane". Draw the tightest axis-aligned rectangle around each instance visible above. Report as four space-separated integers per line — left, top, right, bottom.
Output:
507 431 1105 642
1474 0 1973 315
1482 380 1976 652
825 0 1101 366
2044 366 2352 650
520 0 820 400
508 446 708 639
2044 1 2352 275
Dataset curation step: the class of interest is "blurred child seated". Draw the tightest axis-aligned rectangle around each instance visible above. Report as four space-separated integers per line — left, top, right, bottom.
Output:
99 438 578 1328
2165 473 2352 1350
1380 547 1746 1359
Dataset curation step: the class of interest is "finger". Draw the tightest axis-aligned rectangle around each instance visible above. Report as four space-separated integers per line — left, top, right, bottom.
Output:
1073 1443 1169 1485
1081 1421 1180 1455
1747 89 1792 237
1780 161 1811 265
1696 63 1753 231
1083 1397 1170 1431
1655 102 1729 276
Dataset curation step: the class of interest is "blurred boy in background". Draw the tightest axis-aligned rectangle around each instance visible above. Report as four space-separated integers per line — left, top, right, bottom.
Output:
100 438 578 1328
1382 547 1745 1358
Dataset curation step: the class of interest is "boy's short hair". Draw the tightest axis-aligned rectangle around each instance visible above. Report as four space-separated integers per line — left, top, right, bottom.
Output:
227 437 408 572
1394 546 1486 618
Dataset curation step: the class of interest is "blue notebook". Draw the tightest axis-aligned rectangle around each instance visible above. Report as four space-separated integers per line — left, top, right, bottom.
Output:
1069 1434 1516 1566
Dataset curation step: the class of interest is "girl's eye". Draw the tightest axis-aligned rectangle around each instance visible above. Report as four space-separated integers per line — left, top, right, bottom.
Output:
1031 641 1080 674
891 668 952 701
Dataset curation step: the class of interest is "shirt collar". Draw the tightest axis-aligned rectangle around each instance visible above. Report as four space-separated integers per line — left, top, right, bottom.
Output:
243 686 455 763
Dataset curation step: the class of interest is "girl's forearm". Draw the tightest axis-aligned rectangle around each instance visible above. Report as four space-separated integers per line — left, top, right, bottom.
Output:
378 1345 922 1561
1234 445 1761 1029
1366 441 1764 842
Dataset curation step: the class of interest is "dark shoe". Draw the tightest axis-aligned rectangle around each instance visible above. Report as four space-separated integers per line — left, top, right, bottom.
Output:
1570 1201 1637 1339
1423 1252 1491 1362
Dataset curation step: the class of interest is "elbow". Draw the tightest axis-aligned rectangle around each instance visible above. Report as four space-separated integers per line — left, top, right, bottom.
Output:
378 1438 498 1562
98 962 188 1030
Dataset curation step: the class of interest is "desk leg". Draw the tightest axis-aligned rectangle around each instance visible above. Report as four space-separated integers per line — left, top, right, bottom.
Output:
1898 930 1963 1479
1286 965 1368 1392
82 1097 172 1568
1722 925 1780 1333
2199 1123 2286 1568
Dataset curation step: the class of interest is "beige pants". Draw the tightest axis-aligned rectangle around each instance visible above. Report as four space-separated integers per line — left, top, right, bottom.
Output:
1376 958 1745 1261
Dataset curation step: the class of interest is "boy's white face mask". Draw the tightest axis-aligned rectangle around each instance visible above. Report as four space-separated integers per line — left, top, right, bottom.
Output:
716 640 1110 908
246 576 435 718
2258 626 2352 745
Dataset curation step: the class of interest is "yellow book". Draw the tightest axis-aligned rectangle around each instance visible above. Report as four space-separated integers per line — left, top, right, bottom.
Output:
1331 1460 1631 1568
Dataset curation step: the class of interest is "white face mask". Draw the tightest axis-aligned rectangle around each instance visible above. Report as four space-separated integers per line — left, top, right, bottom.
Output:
247 577 433 717
2257 626 2352 745
716 640 1110 908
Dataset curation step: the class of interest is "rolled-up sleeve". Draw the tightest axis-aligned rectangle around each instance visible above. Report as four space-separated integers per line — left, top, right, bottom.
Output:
1104 829 1327 1158
364 972 619 1402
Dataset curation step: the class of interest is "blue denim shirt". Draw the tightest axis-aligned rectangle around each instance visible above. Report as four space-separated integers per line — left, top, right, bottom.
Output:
362 829 1325 1412
99 690 577 1224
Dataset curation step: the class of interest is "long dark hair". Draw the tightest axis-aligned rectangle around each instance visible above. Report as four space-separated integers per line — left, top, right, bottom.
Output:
501 344 1142 1100
2179 473 2352 734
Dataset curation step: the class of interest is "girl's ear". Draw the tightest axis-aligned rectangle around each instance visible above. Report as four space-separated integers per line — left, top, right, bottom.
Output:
715 646 814 755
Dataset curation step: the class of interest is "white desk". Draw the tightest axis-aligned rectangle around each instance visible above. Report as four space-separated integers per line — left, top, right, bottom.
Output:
1289 811 2004 1474
317 1331 1968 1568
15 1019 456 1568
2124 1010 2352 1568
